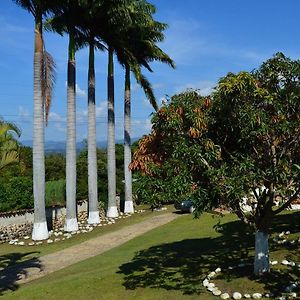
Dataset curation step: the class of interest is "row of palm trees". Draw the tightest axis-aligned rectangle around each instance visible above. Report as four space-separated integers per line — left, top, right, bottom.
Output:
14 0 174 240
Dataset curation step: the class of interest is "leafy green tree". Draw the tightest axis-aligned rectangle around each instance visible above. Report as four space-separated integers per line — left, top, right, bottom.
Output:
131 53 300 277
130 91 219 209
210 53 300 275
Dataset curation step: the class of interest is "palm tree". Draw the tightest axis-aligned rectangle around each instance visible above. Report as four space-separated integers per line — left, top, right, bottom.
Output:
46 1 85 231
0 119 21 170
115 1 175 213
13 0 56 240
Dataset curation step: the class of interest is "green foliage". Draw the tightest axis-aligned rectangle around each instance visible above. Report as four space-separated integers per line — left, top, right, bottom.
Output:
45 179 66 207
0 177 33 212
132 91 221 209
45 153 65 181
209 53 300 230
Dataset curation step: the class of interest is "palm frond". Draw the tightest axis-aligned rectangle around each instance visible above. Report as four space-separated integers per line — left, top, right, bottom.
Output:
42 51 56 126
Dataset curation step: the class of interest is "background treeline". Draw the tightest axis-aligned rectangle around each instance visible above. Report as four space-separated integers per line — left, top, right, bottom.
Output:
0 143 137 212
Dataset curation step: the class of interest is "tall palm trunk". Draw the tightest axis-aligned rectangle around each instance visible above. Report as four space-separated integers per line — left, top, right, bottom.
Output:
32 13 49 241
124 64 134 213
106 47 118 218
87 42 100 224
64 31 78 232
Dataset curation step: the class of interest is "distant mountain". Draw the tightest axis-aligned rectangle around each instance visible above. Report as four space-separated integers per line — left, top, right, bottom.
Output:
20 138 140 153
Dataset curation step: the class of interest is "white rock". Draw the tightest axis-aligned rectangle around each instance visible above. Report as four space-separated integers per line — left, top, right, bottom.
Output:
212 289 221 296
24 236 30 240
18 241 25 246
252 293 262 299
220 293 230 299
208 271 216 278
285 231 290 235
279 232 285 237
9 240 15 245
215 267 221 273
243 294 251 298
47 239 53 244
282 259 289 265
233 292 242 299
271 260 278 265
289 261 296 267
28 242 35 246
88 227 93 231
290 292 297 298
207 282 215 289
202 279 209 287
54 238 60 242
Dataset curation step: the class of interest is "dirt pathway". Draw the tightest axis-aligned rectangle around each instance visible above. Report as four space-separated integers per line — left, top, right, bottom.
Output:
6 212 179 286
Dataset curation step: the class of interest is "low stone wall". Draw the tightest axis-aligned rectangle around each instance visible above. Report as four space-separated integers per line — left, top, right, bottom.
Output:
0 201 88 227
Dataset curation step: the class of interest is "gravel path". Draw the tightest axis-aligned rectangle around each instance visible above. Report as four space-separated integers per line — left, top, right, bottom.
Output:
3 212 179 287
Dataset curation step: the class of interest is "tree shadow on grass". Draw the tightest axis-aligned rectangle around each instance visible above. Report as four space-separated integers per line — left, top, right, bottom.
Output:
0 252 41 295
118 212 300 296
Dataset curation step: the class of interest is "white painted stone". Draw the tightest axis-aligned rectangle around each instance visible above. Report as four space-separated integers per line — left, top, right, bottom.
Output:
212 289 221 296
47 239 53 244
202 279 209 287
88 211 100 224
18 241 25 246
207 282 215 289
271 260 278 265
282 260 289 265
32 221 49 241
28 242 35 246
106 206 119 218
252 293 262 299
221 293 230 299
233 292 242 299
208 271 216 278
244 294 251 298
24 236 30 240
215 267 221 273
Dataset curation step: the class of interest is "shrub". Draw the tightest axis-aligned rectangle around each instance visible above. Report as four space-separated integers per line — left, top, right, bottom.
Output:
45 179 66 207
0 177 33 212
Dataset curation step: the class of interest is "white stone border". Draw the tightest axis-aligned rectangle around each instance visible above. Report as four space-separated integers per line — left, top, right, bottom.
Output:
203 260 299 299
8 210 147 246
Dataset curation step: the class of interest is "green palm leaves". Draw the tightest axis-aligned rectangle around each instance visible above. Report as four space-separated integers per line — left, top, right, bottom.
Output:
0 119 21 170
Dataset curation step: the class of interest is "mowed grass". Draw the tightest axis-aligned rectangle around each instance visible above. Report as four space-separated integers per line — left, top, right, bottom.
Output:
2 211 300 300
0 206 169 267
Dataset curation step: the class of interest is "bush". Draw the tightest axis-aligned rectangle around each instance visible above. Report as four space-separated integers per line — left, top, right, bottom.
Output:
45 179 66 207
0 177 33 212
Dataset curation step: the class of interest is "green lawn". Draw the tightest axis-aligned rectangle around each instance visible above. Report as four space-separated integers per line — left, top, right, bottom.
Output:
1 211 300 299
0 206 168 267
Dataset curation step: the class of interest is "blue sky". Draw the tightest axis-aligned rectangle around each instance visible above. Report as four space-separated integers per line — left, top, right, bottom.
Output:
1 0 300 142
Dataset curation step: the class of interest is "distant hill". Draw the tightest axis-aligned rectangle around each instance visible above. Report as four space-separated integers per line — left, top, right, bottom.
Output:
20 138 140 153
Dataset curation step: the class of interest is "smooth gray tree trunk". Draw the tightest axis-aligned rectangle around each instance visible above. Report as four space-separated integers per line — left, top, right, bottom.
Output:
107 49 118 218
64 57 78 232
254 231 269 276
32 48 48 240
124 67 134 213
87 43 100 224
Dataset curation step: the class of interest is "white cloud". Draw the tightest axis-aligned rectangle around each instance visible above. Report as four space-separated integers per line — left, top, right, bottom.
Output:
18 106 31 122
175 80 216 96
54 123 66 133
64 82 87 98
48 112 66 122
76 84 87 98
77 101 107 122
